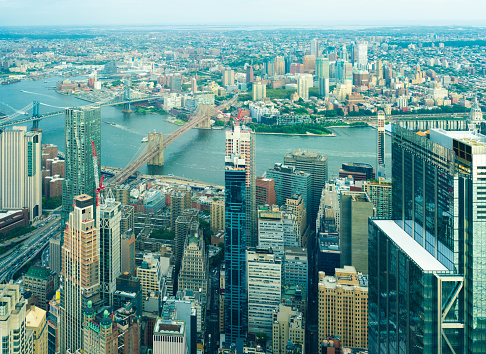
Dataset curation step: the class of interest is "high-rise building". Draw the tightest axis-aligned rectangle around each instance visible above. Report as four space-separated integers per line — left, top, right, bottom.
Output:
0 126 42 222
178 233 209 296
121 230 136 275
284 54 294 74
170 191 185 231
284 150 328 224
319 77 329 98
222 69 235 86
175 209 199 272
266 164 311 225
376 111 386 177
114 273 142 318
357 42 368 70
210 199 225 232
362 178 392 219
316 57 329 79
255 176 276 207
191 77 197 93
120 205 134 234
375 59 383 80
47 292 60 354
62 107 101 228
59 194 100 353
23 266 56 311
303 55 316 73
136 254 162 307
310 38 319 57
263 57 275 77
275 56 286 75
257 205 299 258
99 196 122 306
318 267 368 348
48 236 61 274
153 319 187 354
339 191 374 274
252 82 266 102
26 304 48 354
297 75 309 100
272 304 305 354
82 305 118 354
246 249 281 336
115 301 141 354
225 123 255 247
285 194 308 245
0 283 31 354
283 247 308 292
369 122 486 353
246 66 254 83
339 162 375 181
224 166 247 350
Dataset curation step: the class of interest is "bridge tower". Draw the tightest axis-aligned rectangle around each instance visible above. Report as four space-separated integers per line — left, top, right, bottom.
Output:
32 101 40 129
147 132 164 166
196 104 212 129
122 87 132 113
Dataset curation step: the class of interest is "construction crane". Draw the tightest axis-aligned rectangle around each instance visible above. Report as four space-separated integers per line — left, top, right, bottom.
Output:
231 109 243 125
91 141 104 227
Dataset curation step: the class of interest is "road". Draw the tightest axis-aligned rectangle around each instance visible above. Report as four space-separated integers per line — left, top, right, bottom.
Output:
0 215 61 283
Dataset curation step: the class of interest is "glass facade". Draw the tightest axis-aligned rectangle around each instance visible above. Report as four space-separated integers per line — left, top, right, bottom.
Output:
224 168 247 349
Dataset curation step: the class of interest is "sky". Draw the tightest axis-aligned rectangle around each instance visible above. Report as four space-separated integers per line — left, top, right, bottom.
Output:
1 0 486 27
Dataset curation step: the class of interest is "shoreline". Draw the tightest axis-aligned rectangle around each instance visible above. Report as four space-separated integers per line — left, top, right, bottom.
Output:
253 131 336 137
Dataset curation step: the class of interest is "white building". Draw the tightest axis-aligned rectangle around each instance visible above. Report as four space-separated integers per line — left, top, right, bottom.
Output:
249 103 279 123
252 82 266 102
247 249 281 336
258 206 299 258
153 319 187 354
297 76 309 100
357 42 368 70
137 254 163 307
0 126 42 222
164 93 182 111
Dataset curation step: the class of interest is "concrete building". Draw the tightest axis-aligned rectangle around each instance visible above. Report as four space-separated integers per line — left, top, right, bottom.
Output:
210 199 225 232
26 304 48 354
0 209 29 236
316 57 329 79
48 236 61 274
178 233 209 296
246 249 281 336
175 209 199 272
339 191 374 274
376 111 386 177
252 82 266 101
62 107 101 228
285 194 307 245
222 69 235 86
115 302 140 354
339 162 375 181
114 273 142 318
22 266 56 311
121 230 136 276
297 75 309 100
0 283 31 354
99 196 122 306
255 177 276 207
284 150 328 224
82 306 118 354
153 319 187 354
362 178 392 219
60 194 100 353
137 254 163 306
47 292 60 354
318 267 368 348
0 126 42 222
272 304 305 354
283 247 308 292
120 205 134 234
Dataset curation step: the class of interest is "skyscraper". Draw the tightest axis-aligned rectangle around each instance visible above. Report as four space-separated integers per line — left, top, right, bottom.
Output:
246 65 254 83
62 107 101 228
222 69 235 86
369 121 486 353
99 194 122 306
178 233 209 296
316 57 330 79
225 123 255 247
224 158 247 351
357 42 368 70
297 75 309 100
284 150 328 224
60 194 100 353
0 126 42 222
252 82 266 102
310 38 319 57
377 111 386 178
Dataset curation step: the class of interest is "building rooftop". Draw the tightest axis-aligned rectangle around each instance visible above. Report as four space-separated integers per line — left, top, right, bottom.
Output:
25 266 52 280
154 319 185 335
373 220 450 273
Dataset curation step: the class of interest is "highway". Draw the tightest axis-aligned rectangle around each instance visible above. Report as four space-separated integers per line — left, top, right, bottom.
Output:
0 215 61 284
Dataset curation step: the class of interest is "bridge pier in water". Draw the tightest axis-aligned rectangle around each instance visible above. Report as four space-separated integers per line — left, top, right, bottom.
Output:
147 132 164 166
196 104 212 129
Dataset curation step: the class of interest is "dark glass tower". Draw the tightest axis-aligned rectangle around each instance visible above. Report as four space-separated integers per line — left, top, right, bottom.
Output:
224 167 247 352
369 123 486 353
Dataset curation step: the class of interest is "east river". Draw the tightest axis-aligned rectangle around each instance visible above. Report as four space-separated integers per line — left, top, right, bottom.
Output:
0 76 391 186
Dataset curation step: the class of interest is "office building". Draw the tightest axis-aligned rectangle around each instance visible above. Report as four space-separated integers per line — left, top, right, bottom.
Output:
178 233 209 296
191 77 197 93
266 164 311 225
0 283 30 354
339 162 374 181
377 111 386 177
318 267 368 348
246 249 281 336
369 121 486 353
115 302 141 354
257 205 299 258
284 150 328 224
283 247 308 292
121 230 136 275
263 57 275 77
317 233 340 276
252 82 266 101
0 126 42 222
137 254 162 304
99 195 122 306
23 265 56 311
284 54 294 74
210 199 225 232
153 319 187 354
114 273 143 317
171 74 182 92
255 176 276 207
357 42 368 70
339 191 374 273
319 77 329 98
175 209 199 272
26 304 48 354
362 178 392 219
224 166 247 350
246 66 254 83
120 204 134 234
297 75 309 100
171 191 186 229
62 107 101 228
219 266 225 334
316 57 329 79
225 123 255 247
47 292 60 354
59 194 100 353
272 304 305 354
222 69 235 86
82 306 118 354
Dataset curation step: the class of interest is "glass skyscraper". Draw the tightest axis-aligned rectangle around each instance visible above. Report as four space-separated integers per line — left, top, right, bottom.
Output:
61 107 101 229
369 123 486 353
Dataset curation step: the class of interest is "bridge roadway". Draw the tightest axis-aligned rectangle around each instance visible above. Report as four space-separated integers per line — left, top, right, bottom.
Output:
0 94 165 128
109 95 239 185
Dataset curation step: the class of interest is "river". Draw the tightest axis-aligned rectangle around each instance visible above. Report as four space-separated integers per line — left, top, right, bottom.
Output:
0 76 391 186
